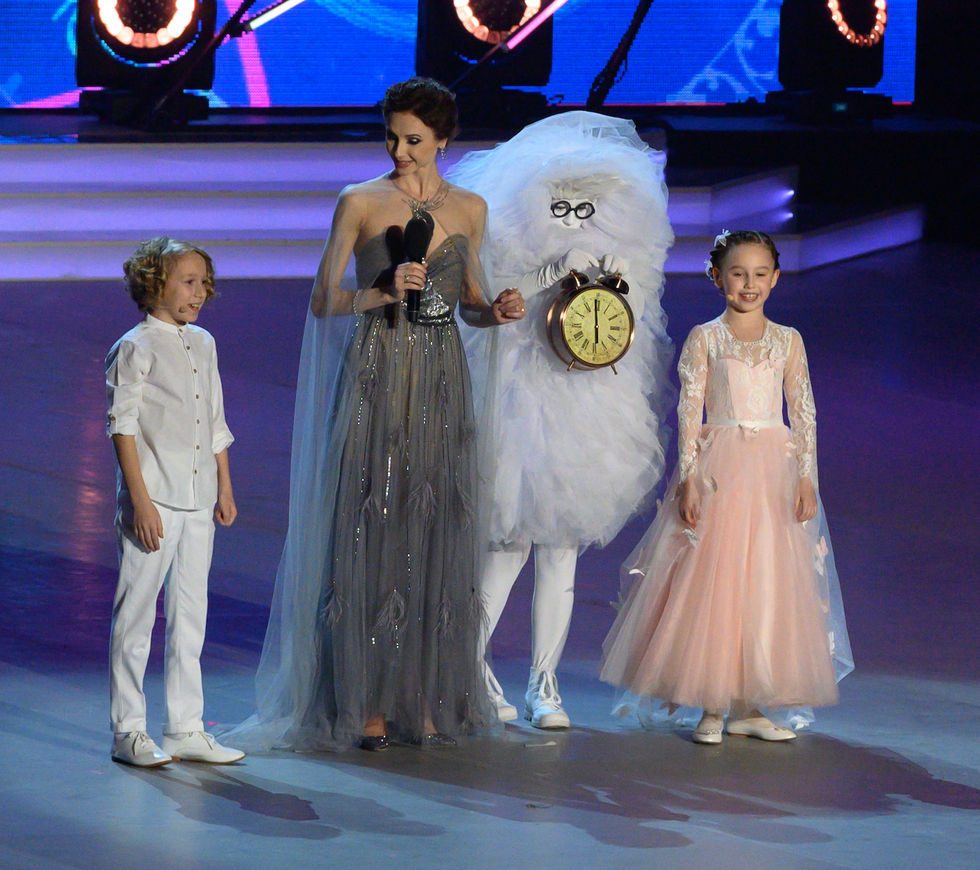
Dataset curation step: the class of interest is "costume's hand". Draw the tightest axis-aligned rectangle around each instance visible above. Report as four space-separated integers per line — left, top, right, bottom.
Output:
491 288 526 324
795 477 817 523
216 489 238 527
536 248 599 288
133 499 164 552
677 478 701 528
600 253 630 277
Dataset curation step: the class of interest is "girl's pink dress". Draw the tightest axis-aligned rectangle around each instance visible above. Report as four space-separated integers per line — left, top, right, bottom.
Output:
600 317 852 715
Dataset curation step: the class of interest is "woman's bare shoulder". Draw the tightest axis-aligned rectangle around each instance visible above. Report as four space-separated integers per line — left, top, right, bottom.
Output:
339 175 394 203
447 184 487 210
447 184 487 231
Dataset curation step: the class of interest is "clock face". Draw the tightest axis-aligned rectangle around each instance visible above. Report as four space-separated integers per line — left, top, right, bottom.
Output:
559 288 634 367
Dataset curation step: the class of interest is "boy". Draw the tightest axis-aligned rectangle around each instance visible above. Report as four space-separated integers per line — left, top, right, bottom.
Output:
106 237 244 766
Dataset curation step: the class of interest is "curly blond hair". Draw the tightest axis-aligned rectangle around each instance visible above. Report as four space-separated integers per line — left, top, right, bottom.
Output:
123 237 216 313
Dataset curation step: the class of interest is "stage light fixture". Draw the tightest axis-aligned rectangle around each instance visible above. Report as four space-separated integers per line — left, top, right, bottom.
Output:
777 0 886 92
76 0 217 122
416 0 554 90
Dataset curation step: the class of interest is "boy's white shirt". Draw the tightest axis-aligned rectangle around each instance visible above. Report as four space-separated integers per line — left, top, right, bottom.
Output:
106 313 234 511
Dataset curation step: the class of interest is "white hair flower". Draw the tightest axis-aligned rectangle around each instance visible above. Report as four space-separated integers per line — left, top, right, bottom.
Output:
713 229 731 248
704 258 715 279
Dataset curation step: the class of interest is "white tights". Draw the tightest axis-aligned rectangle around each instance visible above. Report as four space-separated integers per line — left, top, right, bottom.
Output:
480 542 577 675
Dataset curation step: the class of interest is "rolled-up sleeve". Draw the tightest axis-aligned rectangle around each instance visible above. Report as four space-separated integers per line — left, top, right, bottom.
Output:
209 341 234 455
106 340 145 437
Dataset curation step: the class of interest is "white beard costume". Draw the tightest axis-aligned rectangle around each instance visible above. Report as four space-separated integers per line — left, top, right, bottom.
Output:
448 112 674 727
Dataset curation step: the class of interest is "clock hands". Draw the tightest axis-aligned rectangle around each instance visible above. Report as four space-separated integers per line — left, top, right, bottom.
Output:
593 297 599 352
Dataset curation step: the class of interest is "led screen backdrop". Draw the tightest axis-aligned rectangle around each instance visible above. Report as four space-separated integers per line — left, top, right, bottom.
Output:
1 0 916 109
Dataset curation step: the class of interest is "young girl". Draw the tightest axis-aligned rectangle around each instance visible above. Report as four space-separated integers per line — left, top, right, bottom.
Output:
600 230 852 744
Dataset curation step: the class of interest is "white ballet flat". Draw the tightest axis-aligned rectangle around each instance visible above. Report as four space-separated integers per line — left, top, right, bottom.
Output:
691 727 723 745
725 717 797 741
692 713 724 745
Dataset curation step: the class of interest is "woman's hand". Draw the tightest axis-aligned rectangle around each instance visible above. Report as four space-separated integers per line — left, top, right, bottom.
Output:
795 477 817 523
677 478 701 528
354 261 425 312
491 288 526 324
392 261 426 298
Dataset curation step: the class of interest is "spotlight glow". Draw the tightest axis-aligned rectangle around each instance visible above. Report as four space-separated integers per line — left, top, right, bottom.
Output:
98 0 200 47
455 1 541 45
826 0 887 47
505 0 569 50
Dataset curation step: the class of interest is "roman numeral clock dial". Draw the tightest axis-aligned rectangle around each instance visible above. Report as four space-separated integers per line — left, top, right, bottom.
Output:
547 271 635 373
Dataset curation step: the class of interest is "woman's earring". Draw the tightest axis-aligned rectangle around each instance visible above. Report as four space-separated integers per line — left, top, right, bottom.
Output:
439 146 447 159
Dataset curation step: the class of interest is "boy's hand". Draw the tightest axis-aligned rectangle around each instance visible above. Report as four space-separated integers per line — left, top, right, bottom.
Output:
216 489 237 527
133 500 164 552
795 477 817 523
677 478 701 528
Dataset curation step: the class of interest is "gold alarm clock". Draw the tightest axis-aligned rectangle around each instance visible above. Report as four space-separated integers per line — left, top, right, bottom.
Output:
547 270 635 373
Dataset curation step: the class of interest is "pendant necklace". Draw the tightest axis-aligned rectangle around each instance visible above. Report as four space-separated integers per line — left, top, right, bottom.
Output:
393 177 448 218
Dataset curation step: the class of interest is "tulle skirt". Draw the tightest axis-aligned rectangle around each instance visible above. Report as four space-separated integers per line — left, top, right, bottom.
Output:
600 423 847 714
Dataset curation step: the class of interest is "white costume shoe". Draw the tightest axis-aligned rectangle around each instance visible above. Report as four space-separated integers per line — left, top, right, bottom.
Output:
484 665 518 722
161 731 246 763
525 670 570 730
112 731 173 767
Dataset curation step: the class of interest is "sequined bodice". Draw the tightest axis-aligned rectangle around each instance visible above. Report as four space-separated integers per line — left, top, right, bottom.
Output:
356 232 468 326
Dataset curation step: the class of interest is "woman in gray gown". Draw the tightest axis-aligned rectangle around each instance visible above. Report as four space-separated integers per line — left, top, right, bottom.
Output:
232 78 524 752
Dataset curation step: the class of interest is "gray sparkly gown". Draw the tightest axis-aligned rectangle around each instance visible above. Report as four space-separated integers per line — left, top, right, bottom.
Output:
313 232 492 745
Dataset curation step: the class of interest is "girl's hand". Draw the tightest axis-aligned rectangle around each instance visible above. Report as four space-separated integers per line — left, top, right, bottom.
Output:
795 477 817 522
216 489 238 527
677 478 701 528
133 499 164 552
492 288 526 324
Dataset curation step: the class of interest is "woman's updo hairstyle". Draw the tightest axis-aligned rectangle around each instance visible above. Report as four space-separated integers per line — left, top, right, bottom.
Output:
705 230 780 279
381 77 460 143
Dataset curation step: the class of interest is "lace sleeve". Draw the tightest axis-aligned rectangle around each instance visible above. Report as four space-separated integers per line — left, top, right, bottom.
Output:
783 328 817 480
677 325 708 482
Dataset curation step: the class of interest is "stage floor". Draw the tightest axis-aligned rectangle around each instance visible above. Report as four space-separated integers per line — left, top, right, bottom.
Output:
1 241 979 869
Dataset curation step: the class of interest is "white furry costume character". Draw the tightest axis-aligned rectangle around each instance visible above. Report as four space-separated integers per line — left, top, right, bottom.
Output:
448 112 674 727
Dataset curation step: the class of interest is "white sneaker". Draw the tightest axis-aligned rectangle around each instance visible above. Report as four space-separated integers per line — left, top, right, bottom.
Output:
484 664 518 722
525 670 570 730
112 731 172 767
161 731 245 764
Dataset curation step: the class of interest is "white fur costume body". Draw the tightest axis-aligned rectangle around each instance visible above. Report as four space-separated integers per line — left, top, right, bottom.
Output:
448 113 674 722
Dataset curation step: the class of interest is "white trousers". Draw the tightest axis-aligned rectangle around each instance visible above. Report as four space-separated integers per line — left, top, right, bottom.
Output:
110 504 213 734
480 542 577 676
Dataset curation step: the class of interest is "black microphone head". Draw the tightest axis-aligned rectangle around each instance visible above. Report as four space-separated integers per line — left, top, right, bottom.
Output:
404 217 433 263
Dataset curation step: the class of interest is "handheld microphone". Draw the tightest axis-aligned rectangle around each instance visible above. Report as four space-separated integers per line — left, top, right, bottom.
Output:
403 215 434 322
